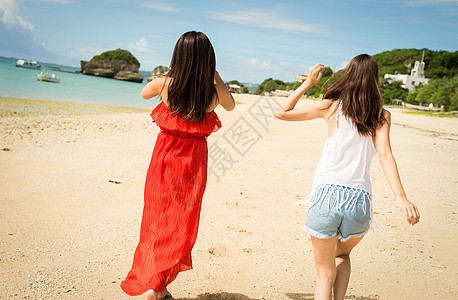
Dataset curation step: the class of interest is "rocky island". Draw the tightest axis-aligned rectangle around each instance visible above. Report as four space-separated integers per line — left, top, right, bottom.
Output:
80 49 143 83
147 65 169 81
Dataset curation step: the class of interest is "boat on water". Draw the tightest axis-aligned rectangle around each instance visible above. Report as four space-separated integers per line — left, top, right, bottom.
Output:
14 59 41 70
37 71 60 83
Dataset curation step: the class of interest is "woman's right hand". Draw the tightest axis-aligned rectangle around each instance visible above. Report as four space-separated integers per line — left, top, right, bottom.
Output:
305 63 325 86
397 198 420 226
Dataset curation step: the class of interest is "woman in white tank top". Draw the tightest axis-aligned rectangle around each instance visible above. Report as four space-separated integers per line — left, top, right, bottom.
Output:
275 54 420 300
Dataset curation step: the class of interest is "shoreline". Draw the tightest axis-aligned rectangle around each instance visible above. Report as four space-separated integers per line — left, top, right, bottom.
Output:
1 95 456 118
0 96 152 117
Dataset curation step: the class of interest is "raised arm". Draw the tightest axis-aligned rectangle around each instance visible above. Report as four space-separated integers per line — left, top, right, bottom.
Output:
275 63 326 121
375 110 420 226
214 71 235 111
141 76 166 100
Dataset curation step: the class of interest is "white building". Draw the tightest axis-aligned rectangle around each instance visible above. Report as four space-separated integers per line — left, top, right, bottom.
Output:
295 74 308 83
384 52 429 92
271 89 292 97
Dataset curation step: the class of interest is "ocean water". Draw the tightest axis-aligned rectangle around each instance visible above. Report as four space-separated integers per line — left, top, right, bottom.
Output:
0 56 159 109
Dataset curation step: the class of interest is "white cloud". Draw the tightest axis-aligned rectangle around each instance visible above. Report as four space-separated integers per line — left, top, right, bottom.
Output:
109 0 179 12
329 60 348 72
28 0 78 4
138 1 179 12
206 8 327 35
243 58 271 70
128 37 149 52
339 60 349 70
0 0 34 31
68 45 109 60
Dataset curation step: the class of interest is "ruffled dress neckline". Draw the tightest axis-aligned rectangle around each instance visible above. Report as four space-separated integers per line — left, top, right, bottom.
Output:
150 102 221 137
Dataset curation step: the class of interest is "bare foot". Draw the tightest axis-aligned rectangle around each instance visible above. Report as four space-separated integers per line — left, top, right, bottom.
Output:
159 289 172 299
146 289 172 300
145 290 157 300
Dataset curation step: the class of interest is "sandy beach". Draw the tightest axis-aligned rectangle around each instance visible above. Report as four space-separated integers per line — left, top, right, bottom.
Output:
0 95 457 299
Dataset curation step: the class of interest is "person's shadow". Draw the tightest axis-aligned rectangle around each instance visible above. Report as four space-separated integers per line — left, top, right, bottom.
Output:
175 292 260 300
174 292 379 300
285 293 380 300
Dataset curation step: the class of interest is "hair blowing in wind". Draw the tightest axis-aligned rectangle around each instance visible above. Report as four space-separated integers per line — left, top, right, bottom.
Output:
323 54 386 136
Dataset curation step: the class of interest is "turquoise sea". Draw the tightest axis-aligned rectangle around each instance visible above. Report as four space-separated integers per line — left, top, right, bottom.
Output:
0 56 159 109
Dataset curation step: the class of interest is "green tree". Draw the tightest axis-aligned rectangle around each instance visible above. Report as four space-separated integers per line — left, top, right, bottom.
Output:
322 66 334 77
264 80 280 92
255 78 287 94
255 78 271 94
292 81 302 90
405 92 418 104
374 49 458 79
416 76 458 111
379 79 409 104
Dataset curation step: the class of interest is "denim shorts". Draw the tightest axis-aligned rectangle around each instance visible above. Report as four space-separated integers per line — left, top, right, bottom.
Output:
302 184 372 242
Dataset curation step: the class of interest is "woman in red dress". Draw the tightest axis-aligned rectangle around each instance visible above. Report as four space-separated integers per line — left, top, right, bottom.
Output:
121 31 235 300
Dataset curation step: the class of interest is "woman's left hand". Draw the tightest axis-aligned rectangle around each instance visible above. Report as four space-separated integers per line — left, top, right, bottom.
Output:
397 198 420 226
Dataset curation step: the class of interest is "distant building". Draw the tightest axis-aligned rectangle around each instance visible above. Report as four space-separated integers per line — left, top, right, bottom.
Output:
271 90 292 97
295 74 308 83
384 51 429 92
228 84 244 93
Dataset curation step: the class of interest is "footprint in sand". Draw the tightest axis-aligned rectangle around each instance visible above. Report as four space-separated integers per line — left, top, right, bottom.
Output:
226 226 252 235
208 245 228 256
225 201 257 209
242 247 268 255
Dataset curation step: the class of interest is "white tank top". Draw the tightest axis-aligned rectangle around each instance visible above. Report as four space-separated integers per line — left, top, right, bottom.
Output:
312 102 377 194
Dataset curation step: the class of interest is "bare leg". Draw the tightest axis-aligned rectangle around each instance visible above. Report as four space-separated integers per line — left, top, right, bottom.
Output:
333 255 350 300
333 236 364 300
311 236 338 300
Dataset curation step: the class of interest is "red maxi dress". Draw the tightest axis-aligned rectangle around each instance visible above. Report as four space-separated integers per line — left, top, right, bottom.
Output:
121 102 221 294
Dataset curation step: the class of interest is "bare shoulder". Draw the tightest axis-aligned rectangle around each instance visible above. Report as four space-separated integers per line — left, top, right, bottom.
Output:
154 76 170 100
313 98 333 107
153 75 168 88
203 86 222 112
381 108 392 128
383 108 391 120
319 98 337 119
376 109 392 139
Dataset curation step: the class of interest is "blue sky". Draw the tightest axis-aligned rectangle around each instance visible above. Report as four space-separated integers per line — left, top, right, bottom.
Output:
1 0 457 83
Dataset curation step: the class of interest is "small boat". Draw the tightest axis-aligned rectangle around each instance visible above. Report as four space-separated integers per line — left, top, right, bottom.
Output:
14 59 41 70
37 71 60 83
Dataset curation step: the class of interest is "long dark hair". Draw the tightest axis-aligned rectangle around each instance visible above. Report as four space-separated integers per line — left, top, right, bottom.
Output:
323 54 386 136
166 31 216 123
